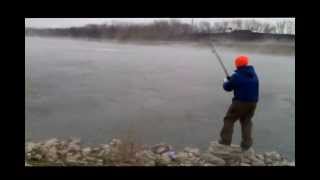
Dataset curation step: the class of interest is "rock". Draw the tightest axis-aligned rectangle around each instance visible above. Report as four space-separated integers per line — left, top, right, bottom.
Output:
242 148 255 158
85 156 97 162
37 139 59 156
201 153 226 165
264 151 282 161
67 142 81 153
175 152 189 162
44 138 59 148
208 141 230 152
151 144 171 154
256 154 264 160
92 147 101 152
96 159 104 165
288 161 295 166
32 154 42 161
26 142 36 153
264 158 273 164
184 147 200 157
251 160 265 166
230 163 240 166
26 152 31 159
65 153 82 163
24 138 290 166
271 152 282 161
240 162 251 166
102 144 110 152
97 150 106 158
203 163 214 166
69 138 81 145
208 141 242 161
59 140 67 147
135 150 156 166
82 147 92 156
57 149 68 156
155 153 171 166
241 157 251 164
46 146 58 162
165 151 177 160
180 163 193 166
110 139 122 147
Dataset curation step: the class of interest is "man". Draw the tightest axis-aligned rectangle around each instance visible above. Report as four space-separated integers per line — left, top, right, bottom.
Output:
219 55 259 152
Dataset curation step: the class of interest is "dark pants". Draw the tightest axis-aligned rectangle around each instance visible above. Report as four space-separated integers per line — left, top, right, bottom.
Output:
219 100 257 150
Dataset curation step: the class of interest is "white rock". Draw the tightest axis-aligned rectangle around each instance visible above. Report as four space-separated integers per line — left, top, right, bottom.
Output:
110 139 122 147
68 143 81 153
288 161 295 166
96 159 103 165
251 160 265 166
44 138 59 148
256 154 264 160
26 142 37 153
33 154 42 160
208 141 230 152
264 151 281 161
69 138 81 145
240 162 251 166
66 153 82 163
271 152 282 161
241 157 251 164
208 142 242 161
57 149 68 156
92 147 101 152
102 144 110 150
242 148 255 159
184 147 200 156
203 163 214 166
46 146 58 161
201 153 226 165
82 147 92 156
264 158 273 164
152 144 171 154
168 151 176 159
155 153 172 165
175 152 189 162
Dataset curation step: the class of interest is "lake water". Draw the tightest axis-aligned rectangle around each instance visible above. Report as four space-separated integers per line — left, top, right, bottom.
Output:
25 37 295 160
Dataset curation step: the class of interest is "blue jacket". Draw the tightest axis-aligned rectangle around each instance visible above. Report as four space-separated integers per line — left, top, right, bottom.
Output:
223 65 259 102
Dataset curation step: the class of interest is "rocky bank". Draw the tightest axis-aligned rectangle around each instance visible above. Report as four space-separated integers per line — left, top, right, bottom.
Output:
25 138 294 166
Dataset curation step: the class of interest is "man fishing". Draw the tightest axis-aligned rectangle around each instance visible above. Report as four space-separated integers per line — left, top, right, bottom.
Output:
218 55 259 152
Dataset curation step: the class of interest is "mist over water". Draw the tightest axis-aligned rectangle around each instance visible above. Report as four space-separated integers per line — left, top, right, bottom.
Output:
25 37 295 160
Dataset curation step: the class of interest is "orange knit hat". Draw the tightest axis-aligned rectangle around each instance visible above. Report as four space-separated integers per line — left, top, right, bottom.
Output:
235 55 249 68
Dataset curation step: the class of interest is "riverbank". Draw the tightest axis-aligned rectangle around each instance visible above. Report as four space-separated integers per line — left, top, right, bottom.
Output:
25 138 294 166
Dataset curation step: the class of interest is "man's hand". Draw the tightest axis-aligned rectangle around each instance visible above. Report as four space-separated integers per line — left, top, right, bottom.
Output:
224 76 231 83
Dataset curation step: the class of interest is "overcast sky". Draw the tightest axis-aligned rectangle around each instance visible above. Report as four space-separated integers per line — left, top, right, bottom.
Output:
25 18 295 28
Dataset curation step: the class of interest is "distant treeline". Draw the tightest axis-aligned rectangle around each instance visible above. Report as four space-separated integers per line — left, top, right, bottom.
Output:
25 19 295 42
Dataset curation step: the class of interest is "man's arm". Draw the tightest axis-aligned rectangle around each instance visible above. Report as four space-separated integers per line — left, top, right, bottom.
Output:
223 74 235 92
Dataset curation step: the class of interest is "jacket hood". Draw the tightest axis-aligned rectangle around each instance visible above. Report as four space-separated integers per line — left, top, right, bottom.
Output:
236 65 256 78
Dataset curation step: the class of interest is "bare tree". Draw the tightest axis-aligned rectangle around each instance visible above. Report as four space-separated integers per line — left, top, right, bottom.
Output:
286 20 295 34
261 23 276 33
199 21 211 33
241 19 262 32
232 19 243 30
212 21 229 33
276 21 286 34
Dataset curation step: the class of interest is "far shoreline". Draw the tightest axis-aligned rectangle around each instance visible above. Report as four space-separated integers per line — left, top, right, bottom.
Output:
26 35 295 56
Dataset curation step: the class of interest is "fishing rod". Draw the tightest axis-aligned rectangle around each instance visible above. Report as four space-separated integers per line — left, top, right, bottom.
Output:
210 42 230 78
